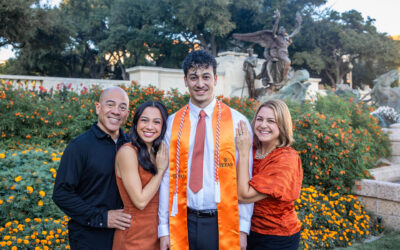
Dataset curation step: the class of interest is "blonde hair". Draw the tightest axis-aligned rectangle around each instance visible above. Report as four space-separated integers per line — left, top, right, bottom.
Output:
251 99 293 148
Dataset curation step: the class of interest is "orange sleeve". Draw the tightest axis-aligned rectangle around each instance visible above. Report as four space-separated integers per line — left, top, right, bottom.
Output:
249 150 302 202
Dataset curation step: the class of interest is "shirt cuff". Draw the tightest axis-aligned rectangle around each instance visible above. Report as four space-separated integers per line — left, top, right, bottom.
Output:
158 224 170 238
239 218 251 234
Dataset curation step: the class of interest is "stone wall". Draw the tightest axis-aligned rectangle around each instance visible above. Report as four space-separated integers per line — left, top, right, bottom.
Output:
126 66 185 93
353 123 400 230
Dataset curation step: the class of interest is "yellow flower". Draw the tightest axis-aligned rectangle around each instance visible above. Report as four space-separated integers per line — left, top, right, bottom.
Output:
14 176 22 182
0 199 3 205
4 236 10 240
24 239 29 244
0 153 5 158
25 218 31 223
26 186 33 194
39 191 46 197
11 246 17 250
38 200 44 206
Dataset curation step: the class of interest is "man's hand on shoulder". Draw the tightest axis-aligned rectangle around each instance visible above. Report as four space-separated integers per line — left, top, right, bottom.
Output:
240 231 247 250
160 236 170 250
107 209 131 230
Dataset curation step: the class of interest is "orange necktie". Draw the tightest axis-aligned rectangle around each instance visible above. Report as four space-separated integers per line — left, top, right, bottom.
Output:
189 110 206 193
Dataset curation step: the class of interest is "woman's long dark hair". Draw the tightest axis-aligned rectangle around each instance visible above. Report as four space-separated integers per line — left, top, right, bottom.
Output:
129 100 168 175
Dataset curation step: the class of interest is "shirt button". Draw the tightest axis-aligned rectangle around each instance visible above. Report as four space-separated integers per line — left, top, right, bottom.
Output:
99 222 103 226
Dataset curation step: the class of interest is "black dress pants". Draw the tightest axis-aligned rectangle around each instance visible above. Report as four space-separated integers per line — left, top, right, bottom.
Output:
247 230 300 250
187 211 219 250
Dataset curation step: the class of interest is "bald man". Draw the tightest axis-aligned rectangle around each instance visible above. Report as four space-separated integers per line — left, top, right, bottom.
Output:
53 87 132 249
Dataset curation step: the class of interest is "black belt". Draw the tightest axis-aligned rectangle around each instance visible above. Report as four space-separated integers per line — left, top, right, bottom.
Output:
187 207 217 218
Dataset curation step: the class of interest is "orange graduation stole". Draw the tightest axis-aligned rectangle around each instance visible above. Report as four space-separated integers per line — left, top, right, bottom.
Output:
168 101 240 249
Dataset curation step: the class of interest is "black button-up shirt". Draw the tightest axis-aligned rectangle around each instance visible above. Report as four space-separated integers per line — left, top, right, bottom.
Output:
53 123 129 249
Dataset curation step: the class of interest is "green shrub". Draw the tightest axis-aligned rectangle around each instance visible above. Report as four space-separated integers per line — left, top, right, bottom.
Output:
0 81 257 147
288 95 390 192
0 216 69 249
0 148 64 223
0 81 100 148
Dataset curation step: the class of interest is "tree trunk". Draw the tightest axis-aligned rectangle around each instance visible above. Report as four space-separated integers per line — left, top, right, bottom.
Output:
195 30 209 52
325 70 335 88
119 63 128 80
210 34 217 57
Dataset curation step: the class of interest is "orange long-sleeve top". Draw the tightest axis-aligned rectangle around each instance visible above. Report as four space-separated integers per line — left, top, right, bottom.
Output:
249 146 303 236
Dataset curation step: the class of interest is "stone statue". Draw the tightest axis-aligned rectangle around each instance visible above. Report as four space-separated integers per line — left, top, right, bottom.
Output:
233 10 302 87
243 48 258 98
335 83 361 99
368 69 400 111
257 69 311 104
273 69 310 103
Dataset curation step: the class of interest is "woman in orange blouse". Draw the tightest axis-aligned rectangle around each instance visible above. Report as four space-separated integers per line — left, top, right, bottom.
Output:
236 99 303 250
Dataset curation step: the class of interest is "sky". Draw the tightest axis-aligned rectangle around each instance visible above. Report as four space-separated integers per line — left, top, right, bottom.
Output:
1 0 399 61
326 0 399 35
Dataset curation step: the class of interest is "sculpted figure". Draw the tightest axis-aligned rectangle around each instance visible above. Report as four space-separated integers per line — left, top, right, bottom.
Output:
369 69 400 111
273 70 311 103
243 48 258 98
233 10 302 86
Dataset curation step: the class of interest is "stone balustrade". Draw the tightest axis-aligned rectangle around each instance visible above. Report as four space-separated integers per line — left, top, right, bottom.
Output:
0 74 131 92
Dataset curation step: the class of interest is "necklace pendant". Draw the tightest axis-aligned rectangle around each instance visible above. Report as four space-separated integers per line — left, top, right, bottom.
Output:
255 148 273 159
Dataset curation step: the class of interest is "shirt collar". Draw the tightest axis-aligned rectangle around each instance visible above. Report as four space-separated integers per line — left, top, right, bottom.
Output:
92 122 125 142
189 98 216 118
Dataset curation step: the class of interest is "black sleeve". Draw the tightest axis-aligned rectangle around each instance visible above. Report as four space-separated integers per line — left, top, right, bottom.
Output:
52 141 108 228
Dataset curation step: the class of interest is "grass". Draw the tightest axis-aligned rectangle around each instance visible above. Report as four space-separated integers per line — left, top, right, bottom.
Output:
336 230 400 249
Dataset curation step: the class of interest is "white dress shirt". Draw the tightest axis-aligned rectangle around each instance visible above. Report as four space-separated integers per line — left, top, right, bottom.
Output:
158 98 254 237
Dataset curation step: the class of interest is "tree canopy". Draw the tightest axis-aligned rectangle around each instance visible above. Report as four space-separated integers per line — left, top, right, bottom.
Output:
292 9 400 88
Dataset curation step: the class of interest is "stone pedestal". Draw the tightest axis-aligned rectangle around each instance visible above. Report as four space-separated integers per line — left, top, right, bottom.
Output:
215 51 265 98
